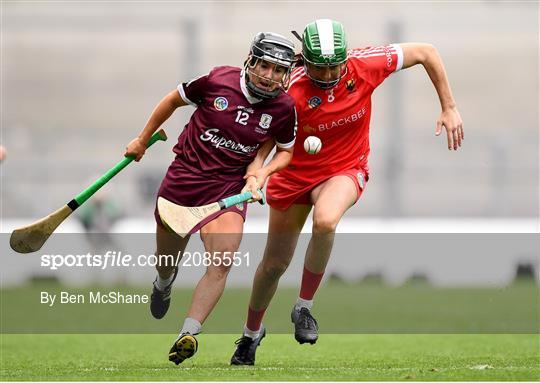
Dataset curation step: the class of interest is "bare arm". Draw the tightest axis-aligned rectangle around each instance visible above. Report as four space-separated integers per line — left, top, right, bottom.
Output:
125 90 187 161
401 43 464 150
242 140 294 200
255 146 294 179
245 139 276 176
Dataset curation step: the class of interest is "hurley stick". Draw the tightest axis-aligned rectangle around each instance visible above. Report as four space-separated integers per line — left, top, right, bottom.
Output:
10 129 167 254
158 189 265 237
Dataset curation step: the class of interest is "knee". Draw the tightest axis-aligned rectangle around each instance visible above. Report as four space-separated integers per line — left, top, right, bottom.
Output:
312 215 339 234
203 235 241 258
260 258 290 280
205 263 232 281
203 247 237 281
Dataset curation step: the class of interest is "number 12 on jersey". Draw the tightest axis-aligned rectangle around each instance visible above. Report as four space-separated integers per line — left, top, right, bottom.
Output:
236 110 249 126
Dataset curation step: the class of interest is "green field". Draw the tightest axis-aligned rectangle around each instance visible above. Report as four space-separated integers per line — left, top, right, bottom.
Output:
1 334 539 380
2 282 538 333
1 282 539 380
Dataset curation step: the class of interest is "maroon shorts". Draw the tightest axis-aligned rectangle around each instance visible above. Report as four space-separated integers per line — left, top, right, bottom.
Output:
155 160 248 233
154 201 247 234
267 168 368 211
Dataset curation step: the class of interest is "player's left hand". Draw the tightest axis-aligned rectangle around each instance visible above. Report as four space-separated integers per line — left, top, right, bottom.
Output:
242 168 269 202
436 106 464 151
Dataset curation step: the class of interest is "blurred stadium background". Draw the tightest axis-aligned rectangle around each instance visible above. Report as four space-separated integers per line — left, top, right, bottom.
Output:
1 1 538 294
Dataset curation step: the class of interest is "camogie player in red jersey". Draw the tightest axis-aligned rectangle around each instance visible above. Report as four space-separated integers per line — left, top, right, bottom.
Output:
125 32 297 365
231 19 463 365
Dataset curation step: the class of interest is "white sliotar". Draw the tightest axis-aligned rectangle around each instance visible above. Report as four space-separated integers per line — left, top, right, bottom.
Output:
303 136 322 155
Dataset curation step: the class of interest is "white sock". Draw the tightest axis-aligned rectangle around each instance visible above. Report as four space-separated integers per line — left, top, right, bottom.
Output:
180 317 202 336
156 272 175 292
243 324 261 339
295 297 313 311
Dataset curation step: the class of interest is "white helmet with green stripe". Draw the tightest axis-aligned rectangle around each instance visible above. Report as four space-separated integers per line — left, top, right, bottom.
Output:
302 19 348 89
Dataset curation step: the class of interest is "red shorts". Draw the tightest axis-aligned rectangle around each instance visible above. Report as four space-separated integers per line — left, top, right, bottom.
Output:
267 168 368 211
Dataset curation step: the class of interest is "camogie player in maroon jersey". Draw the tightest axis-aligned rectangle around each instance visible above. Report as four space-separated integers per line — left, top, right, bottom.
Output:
125 32 297 365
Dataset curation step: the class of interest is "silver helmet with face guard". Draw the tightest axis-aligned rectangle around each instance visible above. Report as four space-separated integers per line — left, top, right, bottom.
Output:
245 32 296 99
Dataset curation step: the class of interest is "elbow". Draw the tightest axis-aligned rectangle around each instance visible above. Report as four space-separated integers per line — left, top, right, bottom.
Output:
425 43 436 52
421 44 438 64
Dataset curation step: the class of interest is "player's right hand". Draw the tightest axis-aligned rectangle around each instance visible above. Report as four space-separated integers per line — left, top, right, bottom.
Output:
242 167 270 202
436 106 463 151
125 137 147 162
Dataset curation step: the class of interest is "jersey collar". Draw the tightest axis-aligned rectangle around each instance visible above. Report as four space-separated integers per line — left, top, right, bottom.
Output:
240 70 263 104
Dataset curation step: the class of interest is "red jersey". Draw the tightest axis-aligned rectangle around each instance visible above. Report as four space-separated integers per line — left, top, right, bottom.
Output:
277 44 403 186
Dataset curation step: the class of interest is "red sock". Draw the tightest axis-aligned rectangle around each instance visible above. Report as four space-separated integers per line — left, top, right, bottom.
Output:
246 306 266 332
299 266 325 300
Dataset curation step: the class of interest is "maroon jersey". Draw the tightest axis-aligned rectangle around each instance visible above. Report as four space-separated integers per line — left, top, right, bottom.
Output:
158 66 297 209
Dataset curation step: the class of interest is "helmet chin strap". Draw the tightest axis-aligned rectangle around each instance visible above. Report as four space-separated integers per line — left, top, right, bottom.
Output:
309 77 339 89
246 78 280 99
304 63 348 90
244 65 281 100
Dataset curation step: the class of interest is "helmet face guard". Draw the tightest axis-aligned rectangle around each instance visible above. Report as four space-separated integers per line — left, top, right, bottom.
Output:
302 59 348 90
302 19 348 89
245 32 296 99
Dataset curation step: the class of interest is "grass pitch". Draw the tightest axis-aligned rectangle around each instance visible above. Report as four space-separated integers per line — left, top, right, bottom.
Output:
2 282 538 333
1 282 539 380
1 334 539 381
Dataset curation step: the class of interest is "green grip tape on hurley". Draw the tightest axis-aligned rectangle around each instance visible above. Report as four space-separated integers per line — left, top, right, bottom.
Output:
73 129 167 206
222 189 264 209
